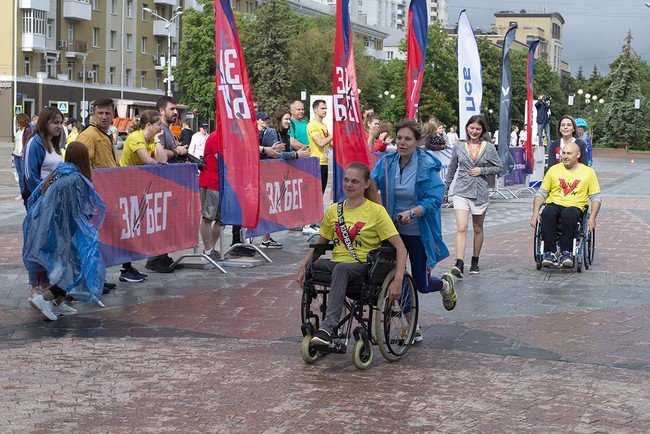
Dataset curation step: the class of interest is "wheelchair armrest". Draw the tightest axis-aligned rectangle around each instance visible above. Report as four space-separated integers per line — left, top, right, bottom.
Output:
309 243 334 262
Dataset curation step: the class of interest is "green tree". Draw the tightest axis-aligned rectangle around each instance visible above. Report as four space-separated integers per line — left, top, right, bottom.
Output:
245 0 299 112
600 31 647 149
176 0 216 119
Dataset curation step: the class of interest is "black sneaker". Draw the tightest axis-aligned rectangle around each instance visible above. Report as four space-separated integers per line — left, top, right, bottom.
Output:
310 329 332 346
542 252 557 267
451 259 464 278
261 238 283 249
103 281 117 294
119 267 148 282
469 256 479 274
559 251 573 268
145 258 175 273
231 246 256 257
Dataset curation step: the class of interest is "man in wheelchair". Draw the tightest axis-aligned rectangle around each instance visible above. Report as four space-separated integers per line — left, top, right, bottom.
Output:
531 142 601 267
295 163 407 347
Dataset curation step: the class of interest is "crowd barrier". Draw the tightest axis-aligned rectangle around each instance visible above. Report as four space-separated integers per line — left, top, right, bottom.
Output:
246 157 324 237
504 147 526 186
93 164 201 267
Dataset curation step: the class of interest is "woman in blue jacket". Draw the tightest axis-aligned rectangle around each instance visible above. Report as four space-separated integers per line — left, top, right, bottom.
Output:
23 107 64 204
372 119 456 343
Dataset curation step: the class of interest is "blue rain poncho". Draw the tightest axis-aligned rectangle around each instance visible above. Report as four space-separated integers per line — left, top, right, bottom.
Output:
22 162 107 302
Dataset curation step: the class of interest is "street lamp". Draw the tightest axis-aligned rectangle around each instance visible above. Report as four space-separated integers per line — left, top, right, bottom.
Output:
143 6 183 97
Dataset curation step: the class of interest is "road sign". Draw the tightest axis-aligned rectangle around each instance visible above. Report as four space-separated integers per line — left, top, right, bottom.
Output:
80 109 89 119
81 100 89 110
14 105 23 115
58 101 69 114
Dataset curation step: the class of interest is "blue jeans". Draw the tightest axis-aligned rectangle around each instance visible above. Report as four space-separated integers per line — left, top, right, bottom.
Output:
400 234 443 294
537 123 551 145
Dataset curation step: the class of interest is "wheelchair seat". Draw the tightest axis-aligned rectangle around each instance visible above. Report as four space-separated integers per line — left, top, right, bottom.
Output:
310 270 365 290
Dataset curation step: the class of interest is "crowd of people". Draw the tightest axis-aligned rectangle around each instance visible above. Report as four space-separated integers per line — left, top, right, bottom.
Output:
11 97 600 334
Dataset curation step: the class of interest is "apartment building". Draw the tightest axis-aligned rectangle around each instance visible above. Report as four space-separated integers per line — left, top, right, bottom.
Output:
1 0 181 139
492 10 569 74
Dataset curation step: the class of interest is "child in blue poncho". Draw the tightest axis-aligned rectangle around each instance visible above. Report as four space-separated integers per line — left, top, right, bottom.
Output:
24 141 107 320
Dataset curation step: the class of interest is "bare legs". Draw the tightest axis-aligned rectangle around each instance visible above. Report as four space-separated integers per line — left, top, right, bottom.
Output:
454 209 486 260
200 217 221 253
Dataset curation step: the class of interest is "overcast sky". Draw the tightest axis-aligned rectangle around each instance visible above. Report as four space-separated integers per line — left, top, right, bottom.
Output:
446 0 650 76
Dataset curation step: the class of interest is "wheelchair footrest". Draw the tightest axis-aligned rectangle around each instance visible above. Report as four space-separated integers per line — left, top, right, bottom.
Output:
313 338 347 354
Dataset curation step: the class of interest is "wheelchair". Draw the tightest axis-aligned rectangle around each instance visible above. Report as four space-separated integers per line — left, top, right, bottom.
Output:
300 243 418 370
534 205 595 272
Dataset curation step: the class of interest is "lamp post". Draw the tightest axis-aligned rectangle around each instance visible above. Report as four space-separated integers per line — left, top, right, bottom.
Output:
143 6 183 97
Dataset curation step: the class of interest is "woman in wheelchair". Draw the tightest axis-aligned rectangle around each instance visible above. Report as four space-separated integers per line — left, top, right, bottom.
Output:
295 162 407 347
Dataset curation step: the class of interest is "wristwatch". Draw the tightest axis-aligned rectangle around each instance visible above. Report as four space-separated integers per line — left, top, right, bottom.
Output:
409 210 416 219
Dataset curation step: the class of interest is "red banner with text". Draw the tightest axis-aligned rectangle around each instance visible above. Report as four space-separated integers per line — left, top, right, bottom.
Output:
93 164 200 267
246 158 324 237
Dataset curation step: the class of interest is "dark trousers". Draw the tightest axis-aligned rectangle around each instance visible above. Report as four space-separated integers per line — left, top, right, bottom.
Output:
541 204 582 253
320 165 328 194
400 234 443 294
313 259 367 334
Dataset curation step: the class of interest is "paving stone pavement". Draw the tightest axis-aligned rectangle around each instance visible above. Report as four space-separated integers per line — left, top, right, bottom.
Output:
0 141 648 432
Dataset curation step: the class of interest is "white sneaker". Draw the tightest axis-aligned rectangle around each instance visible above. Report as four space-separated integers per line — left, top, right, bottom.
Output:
31 295 57 321
52 301 77 316
302 225 319 235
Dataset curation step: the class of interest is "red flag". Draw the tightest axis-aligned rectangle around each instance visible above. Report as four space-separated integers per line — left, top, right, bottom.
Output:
406 0 428 119
332 0 371 202
525 40 540 174
214 0 259 227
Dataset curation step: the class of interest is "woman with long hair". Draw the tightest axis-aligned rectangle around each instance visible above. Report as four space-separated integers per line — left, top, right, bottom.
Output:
23 107 64 202
296 162 407 347
546 115 589 173
24 141 107 320
119 110 167 166
372 119 456 343
258 108 310 248
444 115 503 277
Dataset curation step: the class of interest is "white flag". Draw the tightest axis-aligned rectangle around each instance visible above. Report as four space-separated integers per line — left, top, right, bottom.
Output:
457 10 482 140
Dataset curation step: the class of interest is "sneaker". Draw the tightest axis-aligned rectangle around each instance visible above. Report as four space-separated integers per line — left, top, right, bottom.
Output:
451 259 464 278
103 281 117 294
542 252 557 267
261 238 283 249
144 259 175 273
52 301 77 316
119 267 148 282
31 295 57 321
440 273 457 311
310 329 332 346
412 325 423 343
207 250 221 261
230 246 256 257
302 225 320 235
161 255 174 267
560 251 573 268
28 287 43 311
469 256 479 274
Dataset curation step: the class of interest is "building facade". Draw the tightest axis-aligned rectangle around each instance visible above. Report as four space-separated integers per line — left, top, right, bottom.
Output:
1 0 182 140
492 10 569 74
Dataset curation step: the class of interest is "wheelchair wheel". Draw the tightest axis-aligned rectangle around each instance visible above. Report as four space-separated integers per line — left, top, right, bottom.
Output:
534 221 543 269
300 286 323 336
352 338 374 370
375 270 418 362
587 229 595 265
300 335 319 364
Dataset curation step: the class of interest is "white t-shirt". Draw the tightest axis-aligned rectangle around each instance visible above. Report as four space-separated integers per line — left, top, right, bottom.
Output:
510 131 518 147
188 132 208 159
13 129 24 156
41 149 63 180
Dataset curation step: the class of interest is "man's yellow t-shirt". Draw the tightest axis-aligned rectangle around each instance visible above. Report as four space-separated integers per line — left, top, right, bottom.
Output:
307 120 331 166
320 200 398 263
542 163 600 211
119 130 155 167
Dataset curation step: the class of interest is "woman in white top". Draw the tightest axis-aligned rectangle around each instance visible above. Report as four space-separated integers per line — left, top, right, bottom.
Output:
23 107 64 203
188 124 209 159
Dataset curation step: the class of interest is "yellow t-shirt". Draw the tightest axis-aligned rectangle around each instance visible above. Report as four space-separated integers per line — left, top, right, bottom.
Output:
542 163 600 211
320 199 398 263
120 130 155 167
307 120 331 165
